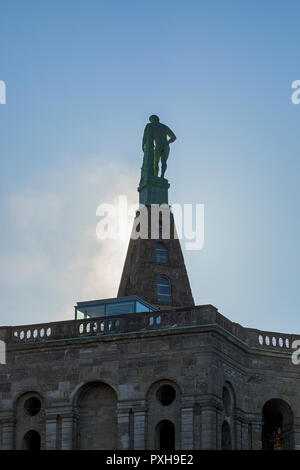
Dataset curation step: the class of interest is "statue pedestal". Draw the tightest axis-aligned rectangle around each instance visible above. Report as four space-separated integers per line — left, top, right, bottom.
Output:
138 176 170 206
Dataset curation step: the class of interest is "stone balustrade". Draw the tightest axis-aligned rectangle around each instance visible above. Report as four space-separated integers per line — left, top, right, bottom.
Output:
0 304 297 355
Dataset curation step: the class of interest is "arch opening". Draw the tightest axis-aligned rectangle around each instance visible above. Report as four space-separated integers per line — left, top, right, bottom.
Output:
77 381 117 450
262 399 294 450
23 430 41 450
155 420 175 450
222 387 232 416
221 421 232 450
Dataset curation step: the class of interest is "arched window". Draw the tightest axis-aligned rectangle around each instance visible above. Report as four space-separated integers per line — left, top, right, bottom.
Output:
221 421 231 450
156 243 168 263
157 276 171 303
222 387 232 416
155 420 175 450
23 430 41 450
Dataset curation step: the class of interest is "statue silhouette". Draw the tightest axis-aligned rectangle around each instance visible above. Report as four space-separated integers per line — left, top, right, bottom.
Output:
142 115 176 178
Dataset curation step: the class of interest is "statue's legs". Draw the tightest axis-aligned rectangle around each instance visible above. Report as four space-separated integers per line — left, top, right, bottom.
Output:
161 157 167 178
161 146 170 178
154 146 164 177
154 151 160 177
154 145 169 177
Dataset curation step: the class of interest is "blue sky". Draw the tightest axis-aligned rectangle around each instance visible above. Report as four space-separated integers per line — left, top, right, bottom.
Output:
1 0 300 333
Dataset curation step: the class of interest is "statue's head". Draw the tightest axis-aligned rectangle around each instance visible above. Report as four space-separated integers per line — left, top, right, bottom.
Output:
149 114 160 123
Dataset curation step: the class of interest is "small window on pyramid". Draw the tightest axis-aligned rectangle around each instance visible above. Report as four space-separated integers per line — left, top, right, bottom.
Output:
157 276 171 303
156 243 168 263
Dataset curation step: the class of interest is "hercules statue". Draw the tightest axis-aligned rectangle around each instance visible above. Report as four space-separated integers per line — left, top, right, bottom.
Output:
142 115 176 179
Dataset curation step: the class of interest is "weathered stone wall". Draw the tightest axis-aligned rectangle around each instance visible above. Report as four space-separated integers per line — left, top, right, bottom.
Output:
15 392 46 450
0 305 300 450
146 379 181 449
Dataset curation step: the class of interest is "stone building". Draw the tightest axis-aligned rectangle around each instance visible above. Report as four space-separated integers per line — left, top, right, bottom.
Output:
0 149 300 451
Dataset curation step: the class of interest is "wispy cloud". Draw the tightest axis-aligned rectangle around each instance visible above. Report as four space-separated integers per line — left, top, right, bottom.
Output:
0 157 138 326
